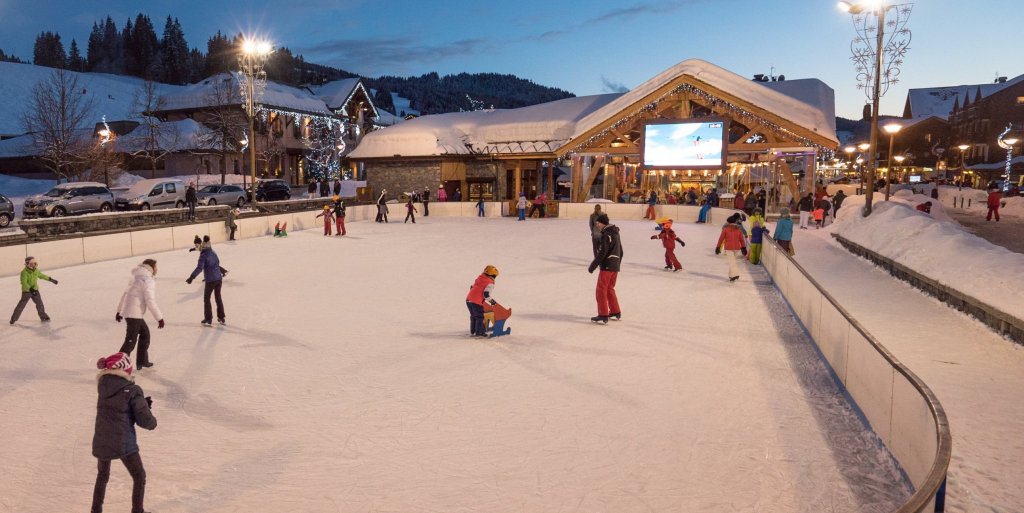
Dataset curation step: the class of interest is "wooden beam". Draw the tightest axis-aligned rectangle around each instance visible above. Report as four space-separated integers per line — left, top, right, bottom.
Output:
777 159 801 200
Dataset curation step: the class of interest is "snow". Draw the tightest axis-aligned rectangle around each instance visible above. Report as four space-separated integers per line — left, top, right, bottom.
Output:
904 73 1024 119
572 59 838 146
829 191 1024 316
390 92 420 117
0 61 185 137
0 217 911 512
786 226 1024 513
160 73 331 116
115 118 220 153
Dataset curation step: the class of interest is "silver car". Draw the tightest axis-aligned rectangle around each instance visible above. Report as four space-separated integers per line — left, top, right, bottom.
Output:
197 184 247 207
22 182 115 218
0 193 13 227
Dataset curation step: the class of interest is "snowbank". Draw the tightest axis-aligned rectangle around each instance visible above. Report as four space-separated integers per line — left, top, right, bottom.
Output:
831 195 1024 315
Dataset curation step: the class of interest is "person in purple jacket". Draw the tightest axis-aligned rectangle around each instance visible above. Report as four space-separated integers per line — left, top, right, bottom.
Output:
186 236 226 326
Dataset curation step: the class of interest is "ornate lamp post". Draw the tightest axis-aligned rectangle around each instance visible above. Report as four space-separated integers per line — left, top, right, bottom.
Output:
97 116 114 187
883 122 902 200
238 38 273 205
997 126 1019 191
839 0 913 216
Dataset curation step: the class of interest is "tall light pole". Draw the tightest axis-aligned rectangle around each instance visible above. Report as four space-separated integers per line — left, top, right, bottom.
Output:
97 116 114 187
239 38 273 205
883 122 902 201
839 1 913 216
893 154 906 184
997 126 1019 192
957 143 969 188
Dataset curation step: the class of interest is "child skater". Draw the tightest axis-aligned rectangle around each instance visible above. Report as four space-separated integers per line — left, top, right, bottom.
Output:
333 196 346 236
404 196 418 223
315 205 333 236
90 352 157 513
813 204 825 229
650 218 685 272
465 265 499 338
475 197 485 217
748 220 768 265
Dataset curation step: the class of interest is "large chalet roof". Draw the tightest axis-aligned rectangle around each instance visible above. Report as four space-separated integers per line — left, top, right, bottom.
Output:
903 74 1024 119
115 118 220 153
350 59 837 159
159 72 331 116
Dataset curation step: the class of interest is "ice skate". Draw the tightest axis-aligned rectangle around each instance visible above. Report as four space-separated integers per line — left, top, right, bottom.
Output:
609 313 621 321
591 315 609 324
201 320 213 327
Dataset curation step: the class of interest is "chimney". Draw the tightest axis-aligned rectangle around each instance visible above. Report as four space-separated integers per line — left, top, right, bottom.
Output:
996 76 1007 83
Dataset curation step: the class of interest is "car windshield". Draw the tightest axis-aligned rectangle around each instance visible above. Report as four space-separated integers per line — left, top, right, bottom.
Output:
44 188 70 197
200 186 219 193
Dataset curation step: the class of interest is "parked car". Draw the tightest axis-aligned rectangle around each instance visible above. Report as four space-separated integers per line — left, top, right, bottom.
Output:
253 179 291 201
0 193 13 227
115 178 187 211
22 182 115 218
197 184 247 207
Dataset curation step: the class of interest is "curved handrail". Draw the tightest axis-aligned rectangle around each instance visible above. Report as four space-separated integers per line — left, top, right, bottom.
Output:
764 235 951 513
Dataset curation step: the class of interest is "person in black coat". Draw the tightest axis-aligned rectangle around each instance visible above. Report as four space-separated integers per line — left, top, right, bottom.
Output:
587 213 623 324
422 187 430 216
375 189 389 223
185 182 198 221
91 352 157 513
333 179 341 196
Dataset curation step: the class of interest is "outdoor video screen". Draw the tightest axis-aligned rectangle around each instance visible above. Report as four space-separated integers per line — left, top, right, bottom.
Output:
642 118 727 169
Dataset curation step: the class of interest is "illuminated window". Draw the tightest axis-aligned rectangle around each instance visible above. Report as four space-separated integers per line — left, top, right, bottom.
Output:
1017 96 1024 105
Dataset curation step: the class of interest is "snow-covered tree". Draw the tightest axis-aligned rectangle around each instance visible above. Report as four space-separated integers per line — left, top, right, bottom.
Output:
194 77 246 185
126 80 180 178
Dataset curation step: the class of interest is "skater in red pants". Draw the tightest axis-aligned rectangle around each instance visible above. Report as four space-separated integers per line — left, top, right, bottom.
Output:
650 218 685 271
315 205 333 236
588 214 622 324
333 197 347 236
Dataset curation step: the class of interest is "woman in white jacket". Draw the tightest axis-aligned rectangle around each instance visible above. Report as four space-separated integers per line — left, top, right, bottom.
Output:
116 259 164 368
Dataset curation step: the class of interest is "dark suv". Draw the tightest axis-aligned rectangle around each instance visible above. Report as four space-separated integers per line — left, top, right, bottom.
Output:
254 179 291 201
0 193 13 227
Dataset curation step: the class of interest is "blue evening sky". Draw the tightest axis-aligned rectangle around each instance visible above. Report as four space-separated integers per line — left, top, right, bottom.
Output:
0 0 1017 119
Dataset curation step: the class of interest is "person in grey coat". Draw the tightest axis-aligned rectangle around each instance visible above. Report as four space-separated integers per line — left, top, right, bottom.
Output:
91 352 157 513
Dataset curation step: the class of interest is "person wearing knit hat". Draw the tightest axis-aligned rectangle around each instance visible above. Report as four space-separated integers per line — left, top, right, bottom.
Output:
116 259 165 369
90 352 157 513
10 256 57 325
774 207 795 256
715 213 748 282
588 205 604 255
588 213 622 323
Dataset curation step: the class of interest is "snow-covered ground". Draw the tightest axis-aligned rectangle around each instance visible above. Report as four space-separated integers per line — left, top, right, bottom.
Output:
0 217 909 513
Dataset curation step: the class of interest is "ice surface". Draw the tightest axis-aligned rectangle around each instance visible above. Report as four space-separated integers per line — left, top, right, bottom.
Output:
0 217 909 512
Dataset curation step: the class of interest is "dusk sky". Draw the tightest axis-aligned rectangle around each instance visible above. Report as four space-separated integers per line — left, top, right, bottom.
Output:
0 0 1017 120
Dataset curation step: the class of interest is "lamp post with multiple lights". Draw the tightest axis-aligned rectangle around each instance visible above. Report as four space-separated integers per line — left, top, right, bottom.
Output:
238 38 273 205
997 126 1019 192
838 0 912 215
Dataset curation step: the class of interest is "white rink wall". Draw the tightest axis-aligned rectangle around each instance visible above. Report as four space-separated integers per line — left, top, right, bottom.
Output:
761 237 951 513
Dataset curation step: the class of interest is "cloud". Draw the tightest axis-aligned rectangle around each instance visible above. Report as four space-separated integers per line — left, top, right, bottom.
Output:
298 36 493 75
601 76 630 93
535 1 700 41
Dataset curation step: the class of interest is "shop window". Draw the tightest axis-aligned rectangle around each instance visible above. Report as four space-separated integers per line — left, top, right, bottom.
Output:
1016 96 1024 105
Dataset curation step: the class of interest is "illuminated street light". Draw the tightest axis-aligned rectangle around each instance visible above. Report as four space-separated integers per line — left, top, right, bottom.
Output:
997 126 1020 192
883 122 902 200
239 36 274 204
839 0 913 215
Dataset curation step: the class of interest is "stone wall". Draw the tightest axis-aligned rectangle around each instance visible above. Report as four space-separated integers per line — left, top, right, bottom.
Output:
365 160 442 198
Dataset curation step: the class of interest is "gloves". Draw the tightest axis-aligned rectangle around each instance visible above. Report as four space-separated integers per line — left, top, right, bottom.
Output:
588 263 597 274
715 247 721 255
650 235 658 239
186 278 194 285
487 299 497 306
49 278 58 285
677 239 685 247
115 313 123 322
145 396 153 408
741 247 748 256
158 319 165 329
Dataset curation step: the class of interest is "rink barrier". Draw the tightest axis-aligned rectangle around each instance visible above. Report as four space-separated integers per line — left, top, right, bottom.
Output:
834 234 1024 345
0 202 732 277
762 237 951 513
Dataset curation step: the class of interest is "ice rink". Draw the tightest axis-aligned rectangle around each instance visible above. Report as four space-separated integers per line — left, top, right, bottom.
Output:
0 216 910 512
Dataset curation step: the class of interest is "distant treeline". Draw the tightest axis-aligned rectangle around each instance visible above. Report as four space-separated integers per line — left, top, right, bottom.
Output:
9 13 575 115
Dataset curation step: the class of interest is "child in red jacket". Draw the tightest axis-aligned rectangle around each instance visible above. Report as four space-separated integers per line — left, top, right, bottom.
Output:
405 197 418 223
315 205 333 236
466 265 499 337
650 218 685 272
715 214 748 282
987 188 1001 221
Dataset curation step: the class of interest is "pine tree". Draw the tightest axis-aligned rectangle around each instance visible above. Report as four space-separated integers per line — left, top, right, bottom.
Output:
158 16 189 84
100 16 124 74
86 22 102 71
32 32 66 68
121 18 135 74
67 39 84 71
129 14 160 78
205 31 233 76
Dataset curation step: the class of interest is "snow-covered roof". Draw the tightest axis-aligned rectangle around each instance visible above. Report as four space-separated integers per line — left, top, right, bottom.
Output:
572 59 837 147
309 78 361 110
349 94 621 158
0 129 95 159
115 118 219 153
966 155 1024 171
160 73 331 116
0 61 186 137
904 74 1024 119
762 79 837 135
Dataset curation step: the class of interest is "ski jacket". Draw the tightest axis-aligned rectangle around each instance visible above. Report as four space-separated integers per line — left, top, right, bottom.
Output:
185 186 197 204
333 181 341 195
226 209 238 228
750 225 766 244
716 224 747 251
407 201 417 213
798 196 815 212
334 202 346 218
590 225 623 272
988 191 1001 208
647 192 657 206
833 191 846 210
734 193 745 211
589 212 603 237
773 218 794 241
423 190 430 201
916 203 931 213
117 264 163 321
377 191 387 205
813 208 824 221
656 226 681 249
19 266 50 292
92 371 156 460
517 196 528 209
188 246 223 283
466 273 495 305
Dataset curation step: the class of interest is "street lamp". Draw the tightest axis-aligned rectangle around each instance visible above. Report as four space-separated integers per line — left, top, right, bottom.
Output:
956 144 970 187
893 154 906 184
839 1 913 216
238 37 273 205
97 116 114 187
883 122 902 200
997 125 1019 192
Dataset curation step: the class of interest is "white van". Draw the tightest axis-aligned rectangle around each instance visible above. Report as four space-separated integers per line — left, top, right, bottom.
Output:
115 178 187 211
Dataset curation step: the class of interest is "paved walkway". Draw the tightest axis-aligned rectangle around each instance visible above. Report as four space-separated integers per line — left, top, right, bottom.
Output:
791 229 1024 513
948 211 1024 254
